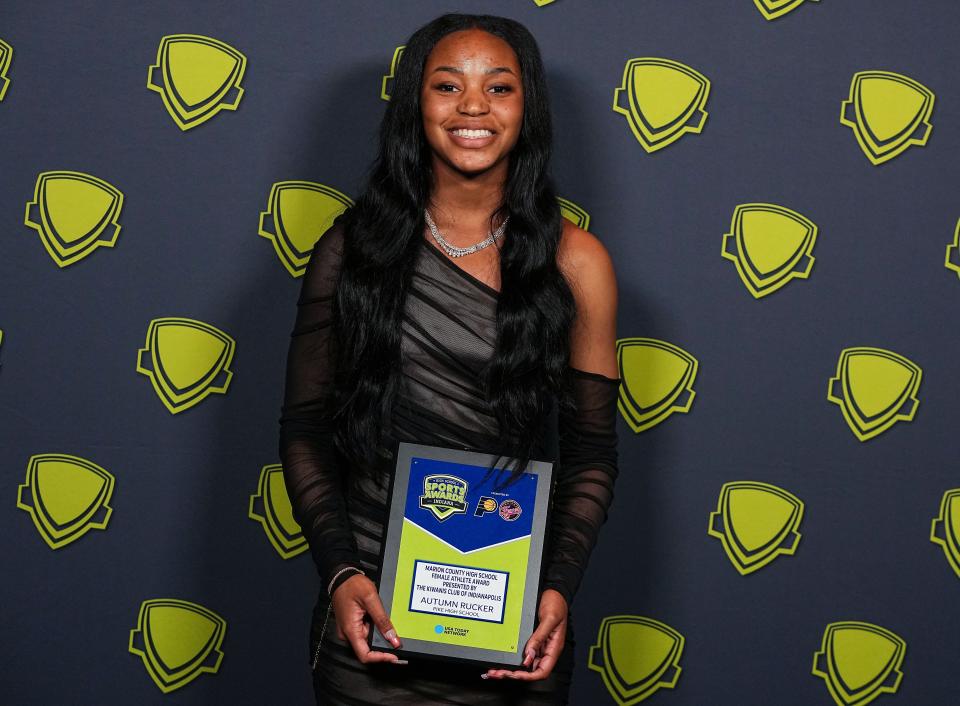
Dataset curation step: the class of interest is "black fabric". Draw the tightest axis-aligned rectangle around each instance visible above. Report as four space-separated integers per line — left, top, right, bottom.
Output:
278 222 620 704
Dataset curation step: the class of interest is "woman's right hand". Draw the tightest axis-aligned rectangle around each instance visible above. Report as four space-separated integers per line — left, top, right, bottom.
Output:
331 573 407 665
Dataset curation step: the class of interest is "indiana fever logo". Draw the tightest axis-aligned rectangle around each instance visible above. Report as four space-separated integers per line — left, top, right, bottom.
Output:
419 474 468 522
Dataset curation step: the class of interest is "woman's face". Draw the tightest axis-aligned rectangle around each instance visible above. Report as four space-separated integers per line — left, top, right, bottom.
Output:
420 28 524 178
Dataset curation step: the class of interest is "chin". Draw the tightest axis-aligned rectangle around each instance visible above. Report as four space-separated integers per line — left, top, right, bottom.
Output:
456 162 495 175
450 154 506 175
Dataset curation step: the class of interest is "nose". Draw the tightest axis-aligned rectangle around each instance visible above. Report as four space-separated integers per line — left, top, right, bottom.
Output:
457 84 489 116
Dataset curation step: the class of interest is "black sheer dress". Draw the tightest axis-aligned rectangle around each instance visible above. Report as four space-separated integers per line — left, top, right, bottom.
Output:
278 222 620 705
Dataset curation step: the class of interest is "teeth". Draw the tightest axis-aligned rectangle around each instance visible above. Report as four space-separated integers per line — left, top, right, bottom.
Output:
452 129 493 138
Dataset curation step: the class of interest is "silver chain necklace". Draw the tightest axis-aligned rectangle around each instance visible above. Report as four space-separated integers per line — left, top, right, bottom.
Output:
424 209 509 258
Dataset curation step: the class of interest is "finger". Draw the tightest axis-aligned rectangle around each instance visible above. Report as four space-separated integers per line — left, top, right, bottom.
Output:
504 654 557 681
532 652 558 679
345 625 403 665
522 617 557 667
485 668 532 680
513 624 564 680
362 590 402 648
482 669 510 679
345 625 372 664
365 650 407 664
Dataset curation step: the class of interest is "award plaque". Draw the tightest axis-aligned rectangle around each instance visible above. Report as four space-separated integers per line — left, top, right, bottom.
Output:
370 441 554 668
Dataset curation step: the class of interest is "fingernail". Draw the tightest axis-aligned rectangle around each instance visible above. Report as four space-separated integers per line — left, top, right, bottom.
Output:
480 674 489 679
391 659 409 665
385 629 397 641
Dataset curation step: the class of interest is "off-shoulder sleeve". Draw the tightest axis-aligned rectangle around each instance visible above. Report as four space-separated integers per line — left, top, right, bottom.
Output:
541 366 621 608
277 220 362 593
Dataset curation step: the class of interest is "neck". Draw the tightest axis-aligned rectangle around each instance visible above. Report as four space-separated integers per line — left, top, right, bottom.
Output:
427 156 509 242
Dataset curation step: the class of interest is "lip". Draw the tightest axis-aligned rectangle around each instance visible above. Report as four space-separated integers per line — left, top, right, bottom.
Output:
446 127 497 148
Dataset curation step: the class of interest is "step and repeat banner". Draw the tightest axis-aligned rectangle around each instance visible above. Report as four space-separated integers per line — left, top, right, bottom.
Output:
3 1 959 704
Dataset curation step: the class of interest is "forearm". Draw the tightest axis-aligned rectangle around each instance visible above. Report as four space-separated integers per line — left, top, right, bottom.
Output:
279 431 363 592
541 367 620 606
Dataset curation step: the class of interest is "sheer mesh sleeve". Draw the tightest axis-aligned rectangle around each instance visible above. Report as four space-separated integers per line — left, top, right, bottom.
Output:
541 366 621 608
278 220 362 594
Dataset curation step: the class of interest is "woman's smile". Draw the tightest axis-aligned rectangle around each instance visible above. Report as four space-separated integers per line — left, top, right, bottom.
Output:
446 126 497 148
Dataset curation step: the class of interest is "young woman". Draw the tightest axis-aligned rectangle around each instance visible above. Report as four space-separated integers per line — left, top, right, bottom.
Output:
279 13 620 705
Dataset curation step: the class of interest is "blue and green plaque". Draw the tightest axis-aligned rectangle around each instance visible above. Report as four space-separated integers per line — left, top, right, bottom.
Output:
371 442 554 668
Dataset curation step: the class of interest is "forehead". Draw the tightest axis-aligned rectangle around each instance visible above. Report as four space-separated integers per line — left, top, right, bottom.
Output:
425 29 520 72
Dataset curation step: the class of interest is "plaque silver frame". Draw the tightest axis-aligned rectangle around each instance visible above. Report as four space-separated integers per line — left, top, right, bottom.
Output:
370 441 554 669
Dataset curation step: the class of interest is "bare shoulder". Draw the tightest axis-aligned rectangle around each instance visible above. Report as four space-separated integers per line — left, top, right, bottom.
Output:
557 219 619 377
557 219 617 298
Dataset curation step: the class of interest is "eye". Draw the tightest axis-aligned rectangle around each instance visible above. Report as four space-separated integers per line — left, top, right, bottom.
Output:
489 85 512 94
435 83 459 93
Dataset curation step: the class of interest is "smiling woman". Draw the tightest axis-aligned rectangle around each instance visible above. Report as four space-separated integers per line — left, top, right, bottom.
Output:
279 12 620 706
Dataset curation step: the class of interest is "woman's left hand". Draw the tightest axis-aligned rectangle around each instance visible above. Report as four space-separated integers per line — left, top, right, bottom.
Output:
482 588 567 681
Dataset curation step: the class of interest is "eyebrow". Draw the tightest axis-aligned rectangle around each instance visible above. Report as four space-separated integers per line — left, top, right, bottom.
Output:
432 65 517 77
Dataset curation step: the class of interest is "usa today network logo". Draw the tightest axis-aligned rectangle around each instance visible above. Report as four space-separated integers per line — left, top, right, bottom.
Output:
435 624 469 637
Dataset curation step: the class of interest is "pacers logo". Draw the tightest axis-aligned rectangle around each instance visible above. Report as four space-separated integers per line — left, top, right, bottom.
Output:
147 34 246 130
533 0 556 5
708 481 803 575
474 496 498 517
929 488 960 579
589 615 683 704
721 203 817 298
558 197 590 230
24 171 124 267
754 0 819 21
129 598 226 693
17 453 114 549
258 181 353 277
827 347 921 441
613 58 710 153
136 317 235 414
249 464 306 559
419 474 468 521
381 45 404 101
812 621 905 706
0 38 12 101
617 337 697 433
840 70 934 165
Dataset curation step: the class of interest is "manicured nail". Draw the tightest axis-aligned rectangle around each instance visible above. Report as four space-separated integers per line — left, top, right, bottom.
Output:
391 659 409 665
480 673 489 679
385 629 397 641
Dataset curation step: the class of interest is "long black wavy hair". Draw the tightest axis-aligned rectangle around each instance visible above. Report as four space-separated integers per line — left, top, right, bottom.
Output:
330 13 577 486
